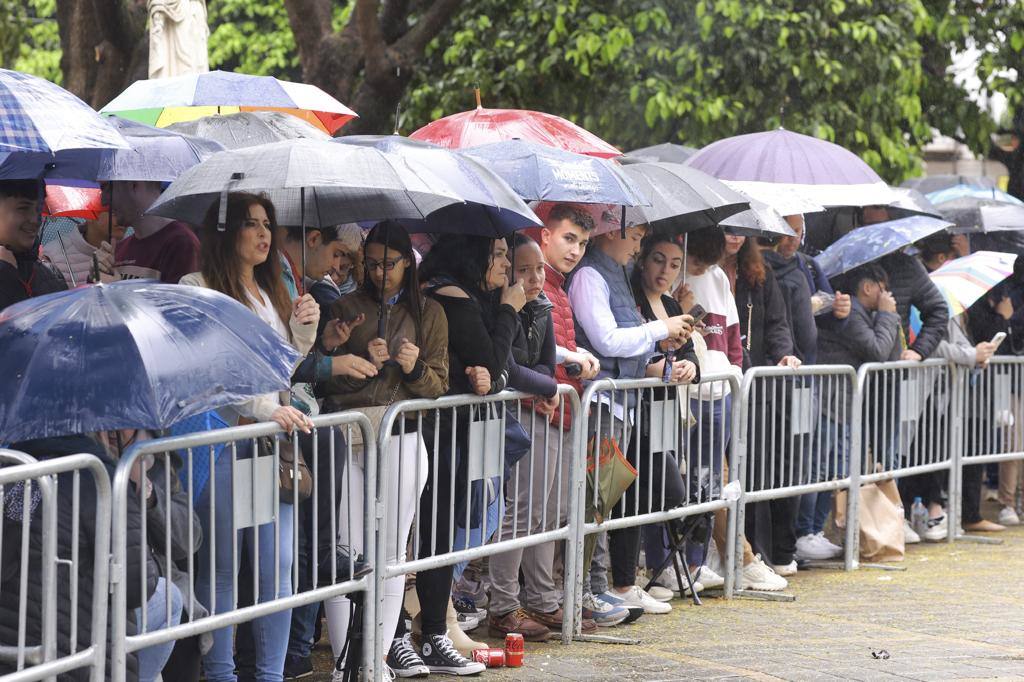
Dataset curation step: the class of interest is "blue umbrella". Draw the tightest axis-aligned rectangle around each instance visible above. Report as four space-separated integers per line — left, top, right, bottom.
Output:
817 215 952 279
95 116 226 182
0 280 301 442
458 139 648 206
927 184 1024 206
333 135 542 236
0 68 129 179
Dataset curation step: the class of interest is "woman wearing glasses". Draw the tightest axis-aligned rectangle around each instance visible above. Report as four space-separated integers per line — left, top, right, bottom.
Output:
319 221 452 677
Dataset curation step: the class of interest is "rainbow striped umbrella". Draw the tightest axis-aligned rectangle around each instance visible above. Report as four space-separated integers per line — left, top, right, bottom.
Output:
100 70 357 134
929 250 1017 317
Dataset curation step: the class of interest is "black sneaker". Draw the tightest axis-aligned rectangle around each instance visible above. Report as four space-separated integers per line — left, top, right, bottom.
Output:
386 634 430 678
283 653 314 680
419 633 485 676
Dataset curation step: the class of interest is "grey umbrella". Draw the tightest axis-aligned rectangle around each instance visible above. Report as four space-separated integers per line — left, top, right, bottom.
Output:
937 196 1024 234
620 162 749 233
620 142 698 165
901 174 997 194
166 111 330 149
719 198 797 239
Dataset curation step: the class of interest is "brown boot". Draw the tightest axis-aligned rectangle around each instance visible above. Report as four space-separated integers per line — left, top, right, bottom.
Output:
488 608 551 642
530 607 597 634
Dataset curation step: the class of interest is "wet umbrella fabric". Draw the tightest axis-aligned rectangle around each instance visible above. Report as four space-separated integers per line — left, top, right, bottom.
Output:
927 184 1024 206
166 110 330 149
686 127 897 208
937 197 1024 234
410 106 621 158
0 68 130 179
901 174 997 195
620 142 698 165
928 251 1017 317
459 139 648 206
719 198 797 239
100 70 358 134
620 162 749 233
816 215 952 279
0 280 301 442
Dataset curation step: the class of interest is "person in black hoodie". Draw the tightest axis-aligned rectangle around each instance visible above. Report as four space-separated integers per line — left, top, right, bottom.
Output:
0 179 66 311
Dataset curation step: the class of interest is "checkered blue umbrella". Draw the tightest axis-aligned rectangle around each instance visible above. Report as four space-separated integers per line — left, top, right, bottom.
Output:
0 69 129 180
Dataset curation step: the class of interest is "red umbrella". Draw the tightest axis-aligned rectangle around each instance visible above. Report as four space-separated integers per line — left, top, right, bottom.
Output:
410 91 621 158
44 183 104 219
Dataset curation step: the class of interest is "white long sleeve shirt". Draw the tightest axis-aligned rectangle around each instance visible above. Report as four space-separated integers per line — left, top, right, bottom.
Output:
567 266 669 360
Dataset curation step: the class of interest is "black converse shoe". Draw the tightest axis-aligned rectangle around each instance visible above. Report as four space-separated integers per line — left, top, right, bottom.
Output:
419 632 485 676
386 634 430 678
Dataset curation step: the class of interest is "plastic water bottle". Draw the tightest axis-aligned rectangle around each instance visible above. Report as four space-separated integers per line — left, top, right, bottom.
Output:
910 497 928 537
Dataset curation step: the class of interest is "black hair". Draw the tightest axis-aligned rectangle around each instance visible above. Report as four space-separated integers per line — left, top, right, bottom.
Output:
0 180 38 201
419 233 496 294
546 203 595 231
686 226 726 266
832 262 889 295
361 220 423 342
282 223 342 244
916 232 954 264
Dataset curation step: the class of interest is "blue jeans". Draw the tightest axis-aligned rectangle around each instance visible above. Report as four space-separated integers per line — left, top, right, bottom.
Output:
796 416 850 537
134 577 183 682
195 444 295 682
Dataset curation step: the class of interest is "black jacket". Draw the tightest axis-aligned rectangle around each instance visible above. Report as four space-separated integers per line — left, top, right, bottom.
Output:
879 252 948 358
0 435 154 681
508 294 557 398
764 251 818 364
0 249 67 312
735 265 794 370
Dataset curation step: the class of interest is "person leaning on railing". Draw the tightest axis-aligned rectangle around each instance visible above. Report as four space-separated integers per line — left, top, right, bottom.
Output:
318 221 450 678
180 192 318 682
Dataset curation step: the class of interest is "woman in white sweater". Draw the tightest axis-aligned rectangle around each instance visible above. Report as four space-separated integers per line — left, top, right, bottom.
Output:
180 191 318 682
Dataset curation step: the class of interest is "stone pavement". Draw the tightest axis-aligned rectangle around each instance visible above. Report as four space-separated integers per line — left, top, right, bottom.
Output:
312 512 1024 681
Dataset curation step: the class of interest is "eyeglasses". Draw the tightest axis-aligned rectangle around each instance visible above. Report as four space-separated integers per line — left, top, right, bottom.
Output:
364 258 402 272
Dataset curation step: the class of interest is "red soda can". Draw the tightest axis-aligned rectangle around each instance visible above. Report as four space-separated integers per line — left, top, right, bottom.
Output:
472 648 505 667
504 632 524 667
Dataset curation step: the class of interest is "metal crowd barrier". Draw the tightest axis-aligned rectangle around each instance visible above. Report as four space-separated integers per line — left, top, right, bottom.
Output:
569 372 741 630
955 356 1024 534
109 411 377 681
0 450 111 682
733 365 860 578
855 359 955 547
371 384 583 662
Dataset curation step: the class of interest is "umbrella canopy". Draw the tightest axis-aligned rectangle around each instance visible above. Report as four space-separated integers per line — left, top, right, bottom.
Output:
332 135 541 235
937 196 1024 234
0 280 301 442
887 187 942 219
409 106 621 158
927 184 1024 206
92 116 225 182
817 215 952 278
100 70 358 134
148 139 537 236
620 142 697 165
928 250 1017 317
719 198 797 239
0 69 130 179
901 174 997 194
43 180 102 219
165 110 330 149
459 139 648 206
686 127 897 209
619 162 749 233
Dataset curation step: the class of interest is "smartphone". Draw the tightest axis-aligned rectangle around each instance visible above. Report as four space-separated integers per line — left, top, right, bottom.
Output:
992 331 1008 349
564 362 583 377
687 304 708 324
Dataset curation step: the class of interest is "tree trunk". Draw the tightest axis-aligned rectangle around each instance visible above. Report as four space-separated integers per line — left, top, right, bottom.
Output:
56 0 148 109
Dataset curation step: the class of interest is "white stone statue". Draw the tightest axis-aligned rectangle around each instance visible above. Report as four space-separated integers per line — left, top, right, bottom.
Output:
148 0 210 79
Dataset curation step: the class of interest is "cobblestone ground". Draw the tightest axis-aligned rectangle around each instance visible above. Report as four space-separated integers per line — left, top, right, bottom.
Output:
311 504 1024 681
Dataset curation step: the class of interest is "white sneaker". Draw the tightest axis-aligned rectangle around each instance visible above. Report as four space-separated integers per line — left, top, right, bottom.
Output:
816 532 843 556
696 565 725 590
795 534 833 561
612 585 672 614
923 515 948 542
769 560 798 577
652 570 703 596
903 520 921 544
646 584 674 602
998 506 1020 526
740 555 788 591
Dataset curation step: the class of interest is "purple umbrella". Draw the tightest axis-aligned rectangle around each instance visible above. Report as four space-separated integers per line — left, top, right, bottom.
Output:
686 128 896 209
687 128 881 184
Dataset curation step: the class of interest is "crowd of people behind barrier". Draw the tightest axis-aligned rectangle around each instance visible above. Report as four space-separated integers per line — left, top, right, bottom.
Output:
2 176 1024 681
